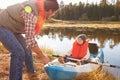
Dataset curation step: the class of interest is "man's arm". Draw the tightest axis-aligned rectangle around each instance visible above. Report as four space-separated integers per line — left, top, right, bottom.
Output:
21 10 50 64
29 45 50 64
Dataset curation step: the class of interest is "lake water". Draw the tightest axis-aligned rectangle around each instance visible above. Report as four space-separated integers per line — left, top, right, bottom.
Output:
37 27 120 68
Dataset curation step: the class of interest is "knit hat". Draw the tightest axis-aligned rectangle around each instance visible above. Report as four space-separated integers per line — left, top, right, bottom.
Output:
76 34 86 42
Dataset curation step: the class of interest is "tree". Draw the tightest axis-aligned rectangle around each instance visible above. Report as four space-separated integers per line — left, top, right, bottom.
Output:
54 0 120 21
59 0 65 9
100 0 107 6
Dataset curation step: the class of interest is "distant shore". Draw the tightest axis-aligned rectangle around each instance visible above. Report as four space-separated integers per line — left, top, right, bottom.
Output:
44 19 120 29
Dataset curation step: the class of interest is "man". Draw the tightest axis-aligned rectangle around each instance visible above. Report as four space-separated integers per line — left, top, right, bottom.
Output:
0 0 59 80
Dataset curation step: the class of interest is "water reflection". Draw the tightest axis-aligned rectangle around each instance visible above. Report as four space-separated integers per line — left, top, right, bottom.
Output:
39 27 120 49
37 27 120 79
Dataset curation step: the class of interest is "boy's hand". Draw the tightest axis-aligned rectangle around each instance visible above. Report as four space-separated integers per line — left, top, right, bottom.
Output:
58 57 65 64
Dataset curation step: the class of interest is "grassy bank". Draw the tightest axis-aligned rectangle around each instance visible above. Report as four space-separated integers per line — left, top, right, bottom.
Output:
0 44 117 80
44 19 120 29
0 52 116 80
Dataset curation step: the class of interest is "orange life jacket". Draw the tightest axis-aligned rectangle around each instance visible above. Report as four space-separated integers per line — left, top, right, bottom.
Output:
35 0 46 35
71 40 89 59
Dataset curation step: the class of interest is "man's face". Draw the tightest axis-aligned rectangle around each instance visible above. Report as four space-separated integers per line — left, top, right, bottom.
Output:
45 9 56 19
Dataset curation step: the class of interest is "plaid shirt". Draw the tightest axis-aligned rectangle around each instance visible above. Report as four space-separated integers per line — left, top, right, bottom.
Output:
21 10 38 47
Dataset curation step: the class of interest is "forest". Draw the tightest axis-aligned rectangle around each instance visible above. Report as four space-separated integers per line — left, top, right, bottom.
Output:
54 0 120 21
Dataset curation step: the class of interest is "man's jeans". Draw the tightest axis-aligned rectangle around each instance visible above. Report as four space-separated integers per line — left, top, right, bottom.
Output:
0 26 34 80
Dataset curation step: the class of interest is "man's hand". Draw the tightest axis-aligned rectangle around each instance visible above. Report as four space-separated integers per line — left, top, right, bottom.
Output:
41 55 50 64
29 45 50 64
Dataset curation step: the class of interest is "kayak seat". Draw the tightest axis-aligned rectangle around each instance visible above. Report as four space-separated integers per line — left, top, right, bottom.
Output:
89 43 98 54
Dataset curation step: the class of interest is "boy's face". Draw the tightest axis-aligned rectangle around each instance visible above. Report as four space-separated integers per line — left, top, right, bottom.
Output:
77 38 84 45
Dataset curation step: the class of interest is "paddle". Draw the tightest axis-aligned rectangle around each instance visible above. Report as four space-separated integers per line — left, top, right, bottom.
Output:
86 61 120 68
52 54 120 68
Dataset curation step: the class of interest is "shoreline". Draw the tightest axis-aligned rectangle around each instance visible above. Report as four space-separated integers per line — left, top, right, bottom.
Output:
44 20 120 29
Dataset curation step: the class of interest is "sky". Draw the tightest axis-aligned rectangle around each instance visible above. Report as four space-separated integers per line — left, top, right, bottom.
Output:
0 0 100 9
0 0 115 9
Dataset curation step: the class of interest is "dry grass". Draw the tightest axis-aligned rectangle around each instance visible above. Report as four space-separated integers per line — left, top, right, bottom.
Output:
44 19 120 28
0 44 50 80
0 44 117 80
74 66 116 80
0 53 50 80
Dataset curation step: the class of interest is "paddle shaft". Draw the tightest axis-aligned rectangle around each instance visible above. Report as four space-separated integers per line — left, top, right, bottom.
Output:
52 54 82 62
88 61 120 68
52 54 120 68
